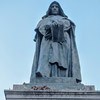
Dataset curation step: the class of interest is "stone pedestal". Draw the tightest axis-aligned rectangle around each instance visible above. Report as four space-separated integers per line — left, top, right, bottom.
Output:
4 88 100 100
4 77 100 100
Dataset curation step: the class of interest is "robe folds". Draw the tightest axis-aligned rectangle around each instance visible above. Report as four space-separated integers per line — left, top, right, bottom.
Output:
30 15 82 83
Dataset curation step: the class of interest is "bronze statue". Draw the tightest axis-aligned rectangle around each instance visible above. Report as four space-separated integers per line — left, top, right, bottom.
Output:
30 1 81 83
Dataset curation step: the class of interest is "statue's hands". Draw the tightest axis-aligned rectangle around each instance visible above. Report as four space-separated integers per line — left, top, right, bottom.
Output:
52 21 58 26
52 20 63 27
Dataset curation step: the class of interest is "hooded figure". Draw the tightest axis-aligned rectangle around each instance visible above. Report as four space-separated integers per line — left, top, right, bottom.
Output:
30 1 82 83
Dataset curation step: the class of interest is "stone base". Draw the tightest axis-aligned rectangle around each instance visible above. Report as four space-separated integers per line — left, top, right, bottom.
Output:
4 77 100 100
4 88 100 100
12 83 95 91
29 77 94 91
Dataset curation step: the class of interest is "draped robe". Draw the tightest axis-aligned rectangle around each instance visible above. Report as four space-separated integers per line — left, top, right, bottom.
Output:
30 15 82 83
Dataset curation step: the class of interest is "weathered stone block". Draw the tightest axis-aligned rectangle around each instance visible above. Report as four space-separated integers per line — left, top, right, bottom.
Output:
4 87 100 100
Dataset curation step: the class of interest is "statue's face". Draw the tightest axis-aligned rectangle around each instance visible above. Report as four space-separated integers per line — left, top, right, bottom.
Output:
51 3 59 15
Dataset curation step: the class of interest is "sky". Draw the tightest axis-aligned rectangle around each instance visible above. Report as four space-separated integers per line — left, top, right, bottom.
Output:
0 0 100 99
